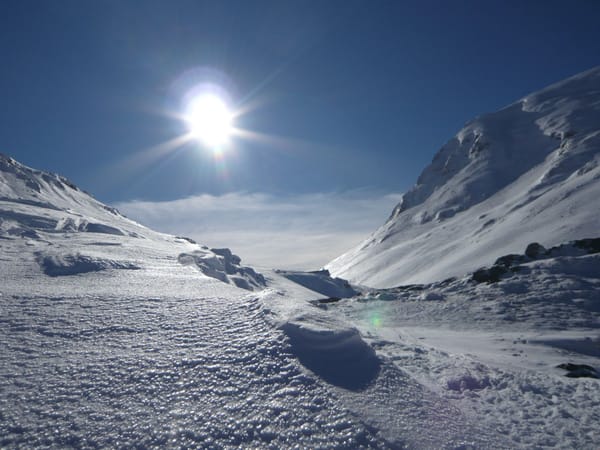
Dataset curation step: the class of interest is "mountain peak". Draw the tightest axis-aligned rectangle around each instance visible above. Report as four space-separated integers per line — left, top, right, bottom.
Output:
0 153 138 240
328 67 600 287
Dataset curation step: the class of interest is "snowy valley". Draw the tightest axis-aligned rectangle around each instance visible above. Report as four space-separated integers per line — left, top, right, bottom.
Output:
2 67 600 449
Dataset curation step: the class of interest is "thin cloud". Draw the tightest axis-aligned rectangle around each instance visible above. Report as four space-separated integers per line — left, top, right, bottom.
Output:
116 190 402 270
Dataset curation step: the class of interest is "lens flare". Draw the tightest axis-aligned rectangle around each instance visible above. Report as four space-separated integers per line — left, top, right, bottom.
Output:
371 313 382 328
109 67 340 188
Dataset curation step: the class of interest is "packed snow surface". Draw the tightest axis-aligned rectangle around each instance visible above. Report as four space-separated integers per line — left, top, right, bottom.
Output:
327 66 600 287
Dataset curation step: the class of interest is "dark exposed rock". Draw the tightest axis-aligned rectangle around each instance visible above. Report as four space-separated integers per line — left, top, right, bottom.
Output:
494 254 526 268
394 284 425 291
472 265 509 283
525 242 546 258
573 238 600 254
557 363 599 379
176 236 197 244
473 238 600 284
317 297 342 304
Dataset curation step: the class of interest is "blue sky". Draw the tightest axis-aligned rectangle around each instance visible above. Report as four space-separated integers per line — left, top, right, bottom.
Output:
2 0 600 268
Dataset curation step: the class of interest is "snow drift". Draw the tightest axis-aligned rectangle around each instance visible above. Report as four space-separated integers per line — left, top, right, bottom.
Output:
280 313 380 391
274 269 358 299
2 144 599 448
327 67 600 287
178 247 266 291
36 252 139 277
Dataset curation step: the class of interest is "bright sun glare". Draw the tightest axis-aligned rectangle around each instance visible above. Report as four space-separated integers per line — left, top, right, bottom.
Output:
185 94 233 148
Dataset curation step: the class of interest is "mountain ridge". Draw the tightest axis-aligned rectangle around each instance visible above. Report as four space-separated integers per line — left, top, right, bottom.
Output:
327 66 600 287
0 152 266 290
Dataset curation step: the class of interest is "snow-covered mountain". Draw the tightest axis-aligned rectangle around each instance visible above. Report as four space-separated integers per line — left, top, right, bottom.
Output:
327 67 600 288
0 153 264 289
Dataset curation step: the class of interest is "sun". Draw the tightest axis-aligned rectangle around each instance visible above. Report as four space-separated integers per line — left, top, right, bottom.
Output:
184 94 233 148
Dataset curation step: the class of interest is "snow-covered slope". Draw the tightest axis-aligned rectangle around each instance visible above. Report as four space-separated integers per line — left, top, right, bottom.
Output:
0 153 139 238
327 67 600 287
0 153 264 290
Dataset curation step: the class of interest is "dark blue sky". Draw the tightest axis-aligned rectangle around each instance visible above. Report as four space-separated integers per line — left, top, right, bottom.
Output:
1 0 599 203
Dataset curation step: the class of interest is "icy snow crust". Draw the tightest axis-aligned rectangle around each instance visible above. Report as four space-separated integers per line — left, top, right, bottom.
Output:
0 157 385 448
327 67 600 287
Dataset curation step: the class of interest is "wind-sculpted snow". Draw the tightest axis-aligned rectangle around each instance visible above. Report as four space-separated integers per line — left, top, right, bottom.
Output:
36 252 139 276
0 227 507 449
0 234 398 448
275 269 359 299
0 155 406 446
178 247 266 291
55 217 126 235
259 288 507 448
0 153 146 243
0 153 122 218
280 314 380 391
0 290 383 447
328 67 600 287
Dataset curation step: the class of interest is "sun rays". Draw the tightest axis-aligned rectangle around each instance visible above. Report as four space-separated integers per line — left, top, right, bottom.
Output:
105 66 339 191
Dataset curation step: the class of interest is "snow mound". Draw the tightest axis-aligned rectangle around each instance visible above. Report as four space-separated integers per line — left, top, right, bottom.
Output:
275 269 358 299
445 372 491 392
178 247 266 291
280 313 380 391
36 252 140 277
0 153 265 290
328 66 600 287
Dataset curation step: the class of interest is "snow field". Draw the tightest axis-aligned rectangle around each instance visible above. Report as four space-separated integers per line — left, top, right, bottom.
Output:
327 250 600 448
1 239 390 448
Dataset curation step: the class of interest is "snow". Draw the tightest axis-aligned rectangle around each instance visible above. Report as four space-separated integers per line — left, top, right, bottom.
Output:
274 269 359 299
323 242 600 448
0 155 388 448
178 247 266 291
0 155 503 448
327 66 600 288
36 252 140 276
2 67 600 449
279 313 381 391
